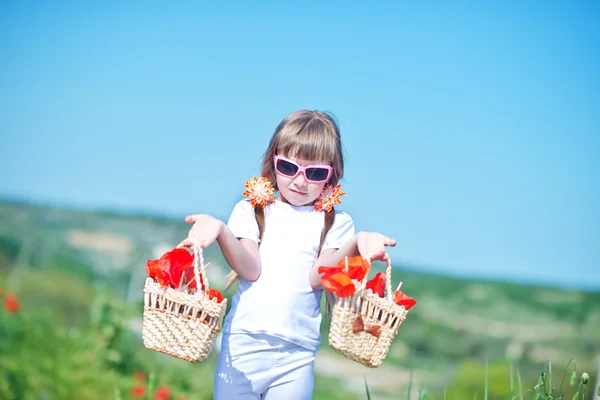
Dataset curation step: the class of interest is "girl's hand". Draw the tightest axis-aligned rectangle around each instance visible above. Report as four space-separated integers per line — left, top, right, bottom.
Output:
356 231 396 263
182 214 225 248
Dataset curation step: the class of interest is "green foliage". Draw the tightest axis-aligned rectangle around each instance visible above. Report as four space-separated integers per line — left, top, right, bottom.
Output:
0 235 20 268
428 359 596 400
0 279 219 399
1 200 599 400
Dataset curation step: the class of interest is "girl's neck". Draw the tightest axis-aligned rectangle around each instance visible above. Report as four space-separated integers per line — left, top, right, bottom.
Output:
277 194 315 208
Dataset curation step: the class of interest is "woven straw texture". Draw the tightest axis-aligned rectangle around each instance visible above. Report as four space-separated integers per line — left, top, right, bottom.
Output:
328 256 409 368
142 240 227 363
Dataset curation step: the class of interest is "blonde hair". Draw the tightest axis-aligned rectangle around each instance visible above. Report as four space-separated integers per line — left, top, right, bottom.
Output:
225 110 345 315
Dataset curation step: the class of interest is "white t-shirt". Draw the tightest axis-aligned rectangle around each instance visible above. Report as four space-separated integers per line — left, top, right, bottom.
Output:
223 198 355 351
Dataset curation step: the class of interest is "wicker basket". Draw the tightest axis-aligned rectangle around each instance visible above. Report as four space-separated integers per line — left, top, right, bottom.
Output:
142 240 227 363
328 255 409 368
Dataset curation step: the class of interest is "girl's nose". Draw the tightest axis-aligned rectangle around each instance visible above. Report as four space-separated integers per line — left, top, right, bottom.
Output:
293 171 308 186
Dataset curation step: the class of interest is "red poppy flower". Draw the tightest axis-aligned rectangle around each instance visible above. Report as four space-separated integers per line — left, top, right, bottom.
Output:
207 288 225 303
154 385 171 400
146 256 171 287
340 256 370 281
365 272 385 297
133 371 146 382
321 271 356 298
317 266 344 276
146 259 161 282
130 385 146 398
166 248 194 288
4 292 19 313
146 248 195 289
394 290 417 310
183 266 205 290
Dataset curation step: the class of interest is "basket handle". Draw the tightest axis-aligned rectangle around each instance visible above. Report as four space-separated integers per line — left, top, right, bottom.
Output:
384 254 393 302
176 237 209 293
355 253 394 302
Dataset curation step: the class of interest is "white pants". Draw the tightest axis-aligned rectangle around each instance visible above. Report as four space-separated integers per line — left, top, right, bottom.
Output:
214 333 316 400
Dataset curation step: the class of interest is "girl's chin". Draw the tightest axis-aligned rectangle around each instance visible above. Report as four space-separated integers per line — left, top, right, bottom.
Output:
280 191 316 206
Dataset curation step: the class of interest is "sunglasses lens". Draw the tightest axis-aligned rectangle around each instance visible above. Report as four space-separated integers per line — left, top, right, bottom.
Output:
306 168 329 182
276 159 298 177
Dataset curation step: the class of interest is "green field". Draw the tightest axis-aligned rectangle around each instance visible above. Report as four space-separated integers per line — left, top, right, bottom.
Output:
1 199 598 399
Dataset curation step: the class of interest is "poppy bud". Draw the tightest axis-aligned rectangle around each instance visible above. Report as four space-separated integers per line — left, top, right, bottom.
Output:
581 372 589 385
570 371 577 386
537 372 546 388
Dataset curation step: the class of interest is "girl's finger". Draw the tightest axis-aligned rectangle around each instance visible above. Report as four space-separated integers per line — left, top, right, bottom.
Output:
375 251 387 261
185 215 200 223
372 250 383 261
358 244 367 260
384 238 396 247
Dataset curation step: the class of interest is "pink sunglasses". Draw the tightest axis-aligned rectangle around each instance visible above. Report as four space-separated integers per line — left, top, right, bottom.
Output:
273 155 333 183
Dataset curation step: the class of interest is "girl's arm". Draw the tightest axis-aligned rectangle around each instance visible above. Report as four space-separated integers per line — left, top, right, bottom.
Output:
309 231 395 289
184 214 261 282
216 224 261 281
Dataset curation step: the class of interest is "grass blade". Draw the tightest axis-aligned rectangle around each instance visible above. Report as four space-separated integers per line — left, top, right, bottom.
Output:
408 365 414 400
516 368 524 400
364 376 371 400
549 360 552 394
558 358 575 397
485 358 488 400
510 362 514 400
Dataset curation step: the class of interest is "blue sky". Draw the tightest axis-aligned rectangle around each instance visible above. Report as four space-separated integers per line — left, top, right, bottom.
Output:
1 1 598 289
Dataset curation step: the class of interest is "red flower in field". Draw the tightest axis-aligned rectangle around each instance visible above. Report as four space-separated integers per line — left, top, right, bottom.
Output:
133 371 146 382
207 288 225 303
365 272 385 298
154 385 172 400
394 290 417 310
4 292 19 313
130 385 146 398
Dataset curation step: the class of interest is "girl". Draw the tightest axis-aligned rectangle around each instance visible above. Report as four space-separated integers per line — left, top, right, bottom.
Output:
184 110 396 400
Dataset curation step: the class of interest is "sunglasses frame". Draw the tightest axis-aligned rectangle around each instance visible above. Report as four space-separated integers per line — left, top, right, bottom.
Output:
273 155 333 183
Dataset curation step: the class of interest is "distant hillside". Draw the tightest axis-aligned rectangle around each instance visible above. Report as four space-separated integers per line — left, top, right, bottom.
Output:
2 197 599 398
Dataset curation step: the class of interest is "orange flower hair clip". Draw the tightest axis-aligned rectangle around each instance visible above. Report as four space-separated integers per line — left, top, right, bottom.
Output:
242 176 275 208
315 184 345 212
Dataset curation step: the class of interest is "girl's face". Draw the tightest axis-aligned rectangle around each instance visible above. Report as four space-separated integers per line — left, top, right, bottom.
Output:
274 154 332 206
